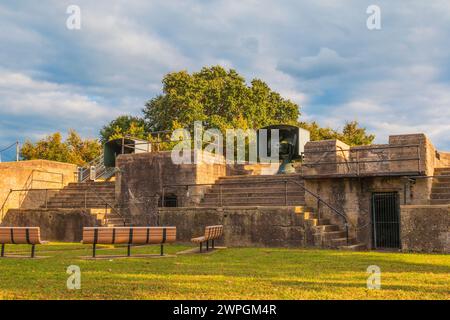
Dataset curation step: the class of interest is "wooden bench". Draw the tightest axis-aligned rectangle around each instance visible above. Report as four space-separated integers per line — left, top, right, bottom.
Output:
0 227 45 258
82 226 176 257
191 225 223 253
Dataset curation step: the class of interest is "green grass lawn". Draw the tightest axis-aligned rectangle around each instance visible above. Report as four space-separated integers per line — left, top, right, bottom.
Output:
0 243 448 300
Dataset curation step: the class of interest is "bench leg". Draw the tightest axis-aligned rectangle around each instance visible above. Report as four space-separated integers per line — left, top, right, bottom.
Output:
31 244 36 258
212 240 215 249
199 242 202 253
160 244 164 256
206 240 209 251
92 244 96 258
127 244 131 257
1 244 4 257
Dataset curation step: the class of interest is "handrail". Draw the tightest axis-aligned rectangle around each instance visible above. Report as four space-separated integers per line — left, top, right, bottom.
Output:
302 144 421 177
83 183 127 226
162 176 350 244
0 189 13 220
288 179 349 245
27 169 64 189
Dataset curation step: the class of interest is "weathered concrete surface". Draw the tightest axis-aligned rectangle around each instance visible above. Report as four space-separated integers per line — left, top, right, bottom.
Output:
1 208 97 242
303 134 437 177
400 205 449 253
158 206 312 247
304 176 429 249
116 151 226 224
0 160 77 222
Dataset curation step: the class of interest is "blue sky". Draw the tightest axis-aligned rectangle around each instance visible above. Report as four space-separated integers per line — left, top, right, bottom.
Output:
0 0 450 156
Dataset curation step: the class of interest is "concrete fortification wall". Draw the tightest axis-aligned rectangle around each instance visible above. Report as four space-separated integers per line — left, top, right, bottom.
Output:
0 160 77 222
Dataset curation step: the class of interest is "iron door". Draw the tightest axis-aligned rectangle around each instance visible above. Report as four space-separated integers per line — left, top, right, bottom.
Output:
372 192 401 249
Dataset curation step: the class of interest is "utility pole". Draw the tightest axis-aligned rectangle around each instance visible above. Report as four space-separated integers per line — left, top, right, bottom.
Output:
16 141 19 162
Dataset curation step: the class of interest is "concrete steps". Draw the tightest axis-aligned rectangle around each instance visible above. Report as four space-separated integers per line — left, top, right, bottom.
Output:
299 208 366 251
199 174 306 207
38 181 127 226
430 168 450 204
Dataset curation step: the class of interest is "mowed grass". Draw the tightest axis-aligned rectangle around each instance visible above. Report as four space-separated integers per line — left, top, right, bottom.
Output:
0 243 448 300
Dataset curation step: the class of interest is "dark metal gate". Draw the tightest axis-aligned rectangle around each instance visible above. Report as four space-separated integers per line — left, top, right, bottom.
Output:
371 192 401 249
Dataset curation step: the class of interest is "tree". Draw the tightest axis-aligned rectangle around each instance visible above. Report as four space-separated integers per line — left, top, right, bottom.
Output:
21 130 101 166
338 121 375 146
101 66 375 148
100 115 147 143
300 121 374 146
143 66 299 133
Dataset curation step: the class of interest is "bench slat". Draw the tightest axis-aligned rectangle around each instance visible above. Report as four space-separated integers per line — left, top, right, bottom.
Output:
0 227 42 245
82 227 176 245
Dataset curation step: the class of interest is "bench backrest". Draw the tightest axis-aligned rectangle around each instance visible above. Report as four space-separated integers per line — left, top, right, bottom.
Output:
0 227 42 245
82 227 176 245
204 225 223 240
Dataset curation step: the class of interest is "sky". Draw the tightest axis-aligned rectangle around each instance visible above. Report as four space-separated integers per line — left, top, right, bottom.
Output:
0 0 450 160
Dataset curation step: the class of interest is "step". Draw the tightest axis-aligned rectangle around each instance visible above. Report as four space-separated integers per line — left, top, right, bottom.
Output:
306 218 330 226
331 237 357 247
208 185 304 193
431 187 450 194
45 203 112 209
434 168 450 174
430 199 450 205
203 192 305 199
215 182 304 188
432 183 450 188
433 177 450 183
313 230 347 242
338 243 367 251
47 195 115 202
200 196 305 206
218 174 302 181
313 224 339 232
430 193 450 199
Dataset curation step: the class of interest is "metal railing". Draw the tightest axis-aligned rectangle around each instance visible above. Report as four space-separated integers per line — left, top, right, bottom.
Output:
78 132 174 183
1 169 65 219
78 153 116 183
24 169 64 189
301 144 422 177
162 177 350 245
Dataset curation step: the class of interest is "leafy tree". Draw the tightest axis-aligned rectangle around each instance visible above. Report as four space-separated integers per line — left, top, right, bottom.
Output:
143 66 299 133
100 66 375 148
338 121 375 146
100 115 147 143
21 130 101 166
300 121 374 146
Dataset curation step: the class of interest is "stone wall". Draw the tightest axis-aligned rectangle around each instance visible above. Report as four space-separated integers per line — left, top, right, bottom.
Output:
0 160 77 222
303 133 438 177
158 206 312 247
116 151 226 225
435 151 450 168
1 208 97 242
304 177 409 248
400 205 449 253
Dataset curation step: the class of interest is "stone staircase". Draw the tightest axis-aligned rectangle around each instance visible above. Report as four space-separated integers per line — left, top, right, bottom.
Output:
196 174 365 250
431 167 450 205
199 174 306 207
42 181 128 226
302 210 366 251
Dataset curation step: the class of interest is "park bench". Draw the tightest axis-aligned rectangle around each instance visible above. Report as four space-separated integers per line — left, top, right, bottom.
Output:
0 227 46 258
82 226 176 258
191 225 223 253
